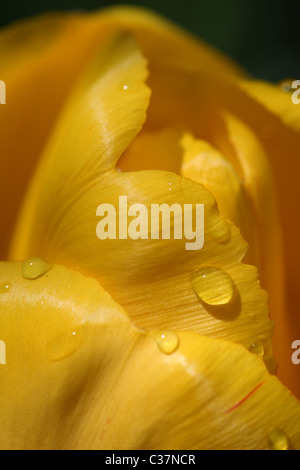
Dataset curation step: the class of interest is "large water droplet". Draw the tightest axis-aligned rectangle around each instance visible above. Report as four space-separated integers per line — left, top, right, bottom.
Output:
191 266 237 306
155 330 179 355
248 341 265 358
47 328 83 362
268 428 289 450
0 282 11 294
22 257 51 280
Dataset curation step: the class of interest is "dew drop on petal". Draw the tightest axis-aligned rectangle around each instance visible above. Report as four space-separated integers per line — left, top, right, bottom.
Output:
280 82 292 93
268 428 289 450
22 257 51 280
155 330 179 355
248 341 265 358
279 79 294 93
0 282 12 294
121 80 138 92
209 218 231 243
47 329 83 362
191 266 237 306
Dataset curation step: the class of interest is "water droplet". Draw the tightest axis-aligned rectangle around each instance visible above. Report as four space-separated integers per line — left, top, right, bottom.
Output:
0 282 11 294
268 428 289 450
248 338 277 374
155 330 179 355
47 328 83 362
121 80 138 92
248 341 265 357
209 218 231 243
278 79 295 93
22 257 51 280
191 266 237 306
281 83 291 93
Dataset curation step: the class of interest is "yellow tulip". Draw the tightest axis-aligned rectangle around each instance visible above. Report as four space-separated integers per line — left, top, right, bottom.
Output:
0 6 299 449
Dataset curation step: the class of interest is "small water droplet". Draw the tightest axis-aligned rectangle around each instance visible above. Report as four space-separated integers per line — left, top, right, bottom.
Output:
248 341 265 357
121 80 138 92
209 218 231 243
155 330 179 355
191 266 237 306
47 328 83 362
268 428 289 450
279 79 295 93
22 257 51 280
0 282 12 294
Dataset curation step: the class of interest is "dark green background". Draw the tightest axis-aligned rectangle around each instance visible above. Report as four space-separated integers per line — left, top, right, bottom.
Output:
1 0 299 82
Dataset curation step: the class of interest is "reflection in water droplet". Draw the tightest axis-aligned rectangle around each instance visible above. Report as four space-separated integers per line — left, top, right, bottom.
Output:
268 428 289 450
47 329 83 361
0 282 11 294
191 266 237 306
22 257 51 280
155 330 179 355
248 341 265 358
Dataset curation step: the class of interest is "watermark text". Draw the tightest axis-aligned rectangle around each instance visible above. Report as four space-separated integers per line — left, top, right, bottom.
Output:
96 196 204 250
0 340 6 364
0 80 6 104
292 80 300 104
292 340 300 365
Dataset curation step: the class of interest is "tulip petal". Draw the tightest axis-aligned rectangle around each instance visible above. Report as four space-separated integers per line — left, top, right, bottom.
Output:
0 261 299 450
220 112 294 380
238 79 300 132
0 12 113 258
214 85 300 396
123 55 300 396
118 127 183 174
97 5 247 79
9 31 150 258
0 6 246 260
180 133 256 264
9 32 273 367
10 157 274 367
2 9 299 394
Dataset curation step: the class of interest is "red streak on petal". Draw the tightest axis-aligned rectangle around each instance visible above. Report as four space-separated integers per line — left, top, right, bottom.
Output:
225 381 265 414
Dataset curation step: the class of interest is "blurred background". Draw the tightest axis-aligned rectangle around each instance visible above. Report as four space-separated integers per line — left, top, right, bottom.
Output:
0 0 299 83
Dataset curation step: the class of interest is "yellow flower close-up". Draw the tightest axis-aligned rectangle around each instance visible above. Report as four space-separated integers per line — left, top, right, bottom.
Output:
0 4 299 450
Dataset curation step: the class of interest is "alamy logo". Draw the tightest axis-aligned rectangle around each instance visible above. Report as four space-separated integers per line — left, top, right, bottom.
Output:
96 196 204 250
0 80 6 104
291 80 300 105
292 340 300 365
0 340 6 364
